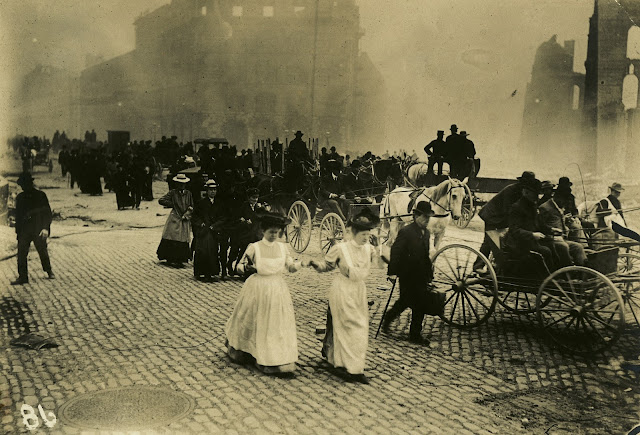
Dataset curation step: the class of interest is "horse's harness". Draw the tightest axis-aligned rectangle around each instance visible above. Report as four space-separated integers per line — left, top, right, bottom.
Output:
406 182 466 218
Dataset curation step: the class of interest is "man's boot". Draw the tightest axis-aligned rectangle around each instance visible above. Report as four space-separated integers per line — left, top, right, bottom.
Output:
11 277 29 285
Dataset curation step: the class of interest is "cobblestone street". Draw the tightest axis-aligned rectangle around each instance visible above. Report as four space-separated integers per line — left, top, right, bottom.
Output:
1 166 639 434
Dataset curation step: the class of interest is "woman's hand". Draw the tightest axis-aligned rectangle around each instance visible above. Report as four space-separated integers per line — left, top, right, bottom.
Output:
338 260 349 277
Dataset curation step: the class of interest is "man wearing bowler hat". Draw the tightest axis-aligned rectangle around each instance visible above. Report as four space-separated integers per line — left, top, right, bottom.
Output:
383 201 435 344
473 170 537 271
11 172 54 285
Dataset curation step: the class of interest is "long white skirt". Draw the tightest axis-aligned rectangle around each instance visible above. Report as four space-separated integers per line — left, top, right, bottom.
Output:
225 274 298 367
323 274 369 374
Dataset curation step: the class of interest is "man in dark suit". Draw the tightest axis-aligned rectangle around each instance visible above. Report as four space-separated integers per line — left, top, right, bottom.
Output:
473 170 536 271
227 188 264 276
383 201 435 344
503 178 553 269
424 130 446 176
445 124 464 178
11 173 54 285
192 179 228 281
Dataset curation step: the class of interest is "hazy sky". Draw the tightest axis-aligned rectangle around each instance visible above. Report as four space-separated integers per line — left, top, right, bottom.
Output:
0 0 597 169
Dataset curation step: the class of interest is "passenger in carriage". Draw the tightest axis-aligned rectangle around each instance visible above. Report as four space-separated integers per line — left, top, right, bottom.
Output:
503 178 554 269
319 169 352 221
473 170 537 271
595 182 626 229
538 192 587 267
539 181 555 205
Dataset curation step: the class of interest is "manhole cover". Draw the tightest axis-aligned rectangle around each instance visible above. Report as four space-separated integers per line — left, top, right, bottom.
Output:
59 386 195 430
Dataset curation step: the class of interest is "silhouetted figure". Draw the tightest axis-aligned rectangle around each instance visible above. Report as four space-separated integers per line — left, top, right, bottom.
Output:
424 130 446 176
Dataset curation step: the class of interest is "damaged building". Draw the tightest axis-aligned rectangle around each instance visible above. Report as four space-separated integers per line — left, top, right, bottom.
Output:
521 0 640 176
13 0 386 150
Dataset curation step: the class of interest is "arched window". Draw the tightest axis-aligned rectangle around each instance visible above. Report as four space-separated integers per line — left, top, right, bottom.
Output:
572 85 580 110
622 64 638 110
627 26 640 59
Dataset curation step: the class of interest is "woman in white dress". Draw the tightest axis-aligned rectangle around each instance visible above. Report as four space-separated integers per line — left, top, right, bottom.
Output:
225 212 306 377
310 208 380 384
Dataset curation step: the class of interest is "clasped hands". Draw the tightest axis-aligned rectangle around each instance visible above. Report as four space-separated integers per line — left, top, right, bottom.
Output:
39 229 49 239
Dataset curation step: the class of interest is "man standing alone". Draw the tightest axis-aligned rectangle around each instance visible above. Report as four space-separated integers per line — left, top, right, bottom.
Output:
11 173 54 285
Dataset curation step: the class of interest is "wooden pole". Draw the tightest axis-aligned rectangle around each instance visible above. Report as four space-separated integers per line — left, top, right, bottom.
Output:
282 139 286 174
266 138 272 175
258 140 263 173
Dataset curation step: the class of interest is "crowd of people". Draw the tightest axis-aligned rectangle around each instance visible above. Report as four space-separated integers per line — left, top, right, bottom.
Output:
9 126 633 386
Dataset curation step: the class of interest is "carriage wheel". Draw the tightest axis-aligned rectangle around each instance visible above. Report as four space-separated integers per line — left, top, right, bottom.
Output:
537 266 624 354
453 184 474 229
618 253 640 275
616 254 640 328
319 213 345 255
286 201 312 253
432 244 498 328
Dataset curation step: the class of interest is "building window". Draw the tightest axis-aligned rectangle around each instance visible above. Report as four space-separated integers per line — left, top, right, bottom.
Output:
263 6 274 17
201 6 207 16
294 6 306 13
572 85 580 110
622 64 638 110
627 26 640 60
232 6 243 17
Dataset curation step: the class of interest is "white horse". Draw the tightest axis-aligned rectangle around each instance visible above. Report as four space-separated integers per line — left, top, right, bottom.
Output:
407 163 430 185
381 178 468 251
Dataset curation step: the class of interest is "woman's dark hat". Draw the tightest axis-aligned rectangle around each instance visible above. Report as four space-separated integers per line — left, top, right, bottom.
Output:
17 172 34 186
348 207 380 231
259 212 291 229
413 201 435 217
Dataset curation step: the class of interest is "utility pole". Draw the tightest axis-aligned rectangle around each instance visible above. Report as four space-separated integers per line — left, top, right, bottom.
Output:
309 0 320 138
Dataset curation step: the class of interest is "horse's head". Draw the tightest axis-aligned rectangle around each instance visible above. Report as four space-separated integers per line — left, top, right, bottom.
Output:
431 178 467 220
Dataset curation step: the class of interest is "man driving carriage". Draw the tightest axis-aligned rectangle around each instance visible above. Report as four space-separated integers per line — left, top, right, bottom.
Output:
502 178 554 271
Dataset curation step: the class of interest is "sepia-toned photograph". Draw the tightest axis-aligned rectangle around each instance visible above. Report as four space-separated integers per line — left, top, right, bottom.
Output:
1 0 640 433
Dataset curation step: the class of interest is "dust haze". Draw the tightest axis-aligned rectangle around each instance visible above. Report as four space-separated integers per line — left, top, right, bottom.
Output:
1 0 593 176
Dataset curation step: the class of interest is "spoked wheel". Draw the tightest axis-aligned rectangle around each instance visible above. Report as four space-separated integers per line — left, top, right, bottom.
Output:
432 244 498 328
537 266 625 354
616 254 640 328
498 281 543 314
618 278 640 328
618 253 640 275
287 200 312 253
319 213 346 255
453 184 474 229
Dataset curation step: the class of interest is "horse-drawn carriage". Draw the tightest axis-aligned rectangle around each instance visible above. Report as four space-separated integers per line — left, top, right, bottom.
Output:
283 158 408 254
429 227 640 354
